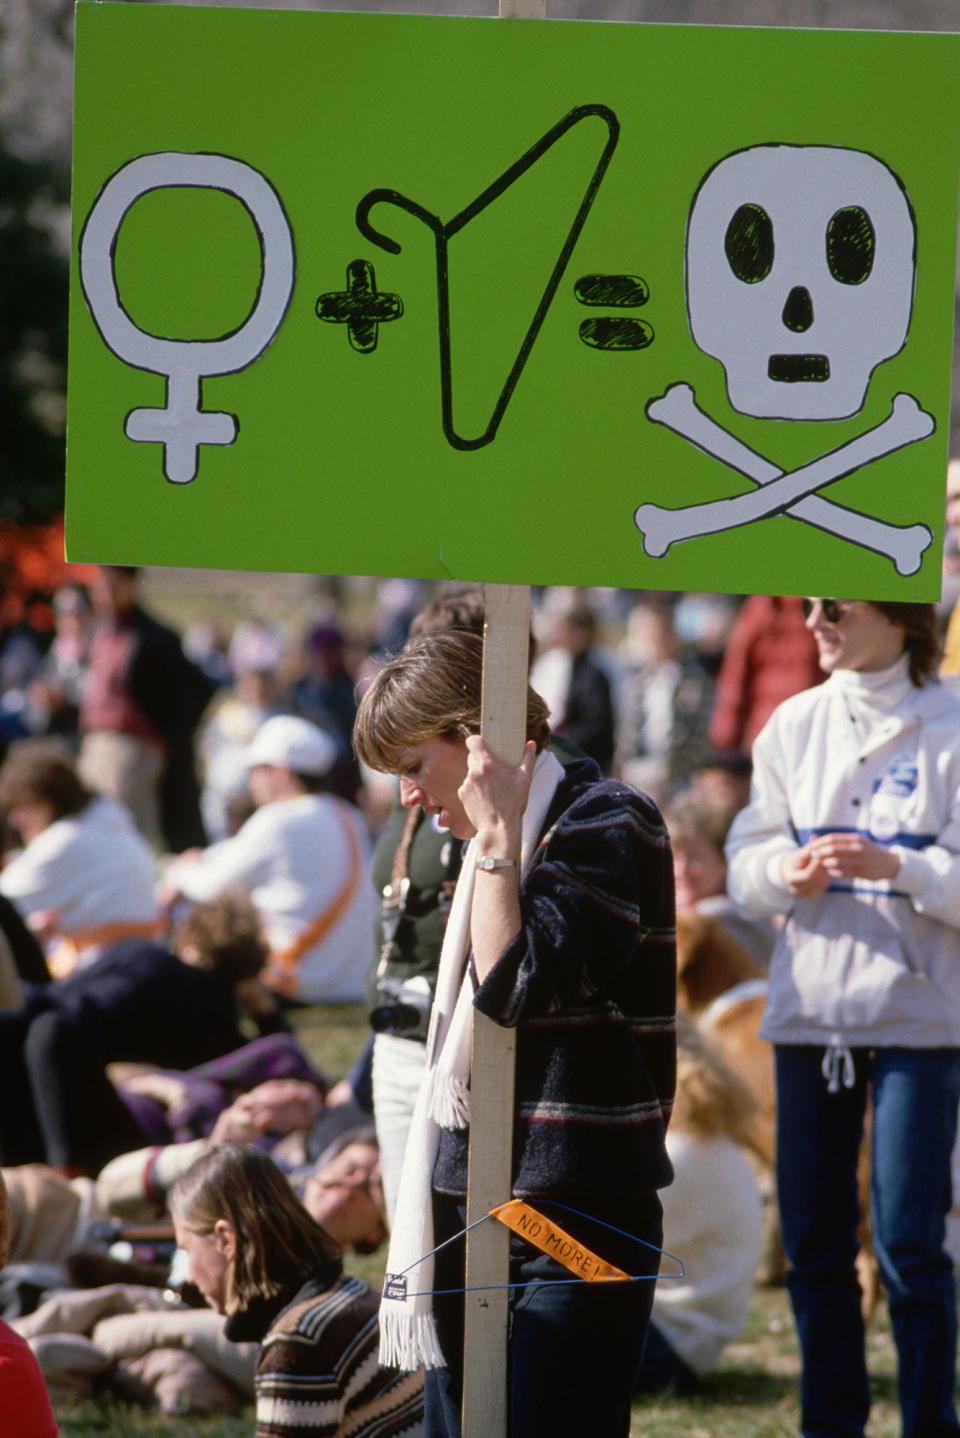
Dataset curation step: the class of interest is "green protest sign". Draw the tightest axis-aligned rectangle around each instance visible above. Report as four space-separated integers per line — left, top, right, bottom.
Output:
67 6 960 597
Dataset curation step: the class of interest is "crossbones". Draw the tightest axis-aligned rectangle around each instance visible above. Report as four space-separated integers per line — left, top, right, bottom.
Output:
635 384 934 573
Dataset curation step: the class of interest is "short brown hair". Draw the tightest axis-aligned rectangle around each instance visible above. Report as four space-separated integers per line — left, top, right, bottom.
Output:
867 601 940 686
173 890 269 985
169 1144 340 1315
353 629 550 773
0 739 91 821
409 585 537 666
409 584 486 639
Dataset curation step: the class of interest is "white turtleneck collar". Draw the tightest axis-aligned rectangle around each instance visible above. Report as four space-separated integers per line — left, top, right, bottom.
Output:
827 652 913 706
827 653 917 744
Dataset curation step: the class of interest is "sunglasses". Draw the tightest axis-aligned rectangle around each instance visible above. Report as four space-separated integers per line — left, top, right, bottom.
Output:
801 598 853 624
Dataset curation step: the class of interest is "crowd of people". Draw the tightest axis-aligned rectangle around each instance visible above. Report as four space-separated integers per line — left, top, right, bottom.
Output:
0 538 959 1436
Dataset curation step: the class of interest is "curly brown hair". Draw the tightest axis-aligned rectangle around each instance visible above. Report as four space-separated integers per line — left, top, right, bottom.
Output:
173 890 269 985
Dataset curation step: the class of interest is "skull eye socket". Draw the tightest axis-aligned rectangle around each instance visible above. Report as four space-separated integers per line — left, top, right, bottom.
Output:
826 206 875 285
724 203 774 284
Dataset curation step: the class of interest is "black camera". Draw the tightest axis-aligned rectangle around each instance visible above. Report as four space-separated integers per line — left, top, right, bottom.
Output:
370 975 433 1040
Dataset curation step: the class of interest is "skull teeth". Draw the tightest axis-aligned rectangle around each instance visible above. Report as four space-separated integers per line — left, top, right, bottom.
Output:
768 354 830 383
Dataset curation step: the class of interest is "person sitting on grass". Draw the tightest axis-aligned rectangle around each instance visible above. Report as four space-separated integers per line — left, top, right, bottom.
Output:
98 1071 388 1257
169 1144 422 1438
0 738 159 977
159 714 374 1004
0 892 272 1177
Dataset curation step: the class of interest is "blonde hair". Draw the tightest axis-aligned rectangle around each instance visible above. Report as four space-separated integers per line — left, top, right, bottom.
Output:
354 629 550 773
675 909 762 1016
672 1014 757 1149
665 791 734 855
169 1144 340 1315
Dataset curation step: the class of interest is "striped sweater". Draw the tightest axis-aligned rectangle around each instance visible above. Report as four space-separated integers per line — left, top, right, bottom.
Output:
434 759 677 1205
227 1271 423 1437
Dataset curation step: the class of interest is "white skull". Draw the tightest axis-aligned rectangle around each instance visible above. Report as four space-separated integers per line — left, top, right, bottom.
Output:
686 145 916 420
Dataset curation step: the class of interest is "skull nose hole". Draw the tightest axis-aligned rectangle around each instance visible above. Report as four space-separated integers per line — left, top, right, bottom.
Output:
782 286 814 333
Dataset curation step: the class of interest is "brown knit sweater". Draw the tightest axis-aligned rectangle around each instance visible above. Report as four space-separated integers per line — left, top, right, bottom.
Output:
226 1271 423 1438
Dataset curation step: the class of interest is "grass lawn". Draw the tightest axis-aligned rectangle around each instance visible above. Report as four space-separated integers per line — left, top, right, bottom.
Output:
51 1004 904 1436
630 1284 900 1437
51 1283 904 1436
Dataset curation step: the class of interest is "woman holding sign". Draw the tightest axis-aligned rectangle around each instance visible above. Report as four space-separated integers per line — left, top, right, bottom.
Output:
354 629 676 1438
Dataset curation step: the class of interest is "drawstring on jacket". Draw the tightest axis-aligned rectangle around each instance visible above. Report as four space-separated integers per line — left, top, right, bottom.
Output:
822 1040 855 1093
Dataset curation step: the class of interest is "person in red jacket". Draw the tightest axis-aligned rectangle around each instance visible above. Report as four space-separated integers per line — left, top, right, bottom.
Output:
708 595 821 755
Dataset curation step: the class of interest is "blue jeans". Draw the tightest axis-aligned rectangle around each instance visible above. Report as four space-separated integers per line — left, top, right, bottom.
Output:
425 1191 661 1438
775 1044 960 1438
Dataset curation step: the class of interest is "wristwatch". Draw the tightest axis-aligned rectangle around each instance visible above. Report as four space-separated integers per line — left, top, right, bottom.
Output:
476 856 517 871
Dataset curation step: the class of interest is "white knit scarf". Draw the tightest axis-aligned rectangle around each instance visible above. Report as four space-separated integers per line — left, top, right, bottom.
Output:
378 748 565 1371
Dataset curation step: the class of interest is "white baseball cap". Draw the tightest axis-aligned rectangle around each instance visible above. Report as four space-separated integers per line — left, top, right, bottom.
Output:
245 715 338 776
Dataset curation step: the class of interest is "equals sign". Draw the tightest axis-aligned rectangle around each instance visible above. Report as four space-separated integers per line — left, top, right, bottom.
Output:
575 274 653 351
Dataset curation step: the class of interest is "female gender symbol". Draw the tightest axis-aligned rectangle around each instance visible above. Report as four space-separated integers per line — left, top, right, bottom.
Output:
79 151 295 483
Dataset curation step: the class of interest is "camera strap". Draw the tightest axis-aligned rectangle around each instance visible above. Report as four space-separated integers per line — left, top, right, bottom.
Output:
378 807 464 974
378 805 421 966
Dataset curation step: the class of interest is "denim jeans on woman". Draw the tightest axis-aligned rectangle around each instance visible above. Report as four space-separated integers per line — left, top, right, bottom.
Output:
775 1044 960 1438
424 1190 661 1438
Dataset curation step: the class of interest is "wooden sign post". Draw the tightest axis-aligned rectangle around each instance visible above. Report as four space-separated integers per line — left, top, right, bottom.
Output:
465 0 545 1386
462 580 532 1435
463 9 542 1431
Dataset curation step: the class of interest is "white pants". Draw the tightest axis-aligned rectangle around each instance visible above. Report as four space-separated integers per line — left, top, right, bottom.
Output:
372 1031 428 1227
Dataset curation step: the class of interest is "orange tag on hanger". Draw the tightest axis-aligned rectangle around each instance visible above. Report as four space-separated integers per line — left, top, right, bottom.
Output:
489 1200 631 1282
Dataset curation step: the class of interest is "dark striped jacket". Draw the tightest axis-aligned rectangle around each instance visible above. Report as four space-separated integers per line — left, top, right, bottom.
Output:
228 1271 423 1437
434 759 676 1204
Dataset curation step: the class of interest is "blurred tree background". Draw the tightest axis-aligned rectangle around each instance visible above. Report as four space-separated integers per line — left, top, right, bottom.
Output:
1 0 72 528
0 139 69 524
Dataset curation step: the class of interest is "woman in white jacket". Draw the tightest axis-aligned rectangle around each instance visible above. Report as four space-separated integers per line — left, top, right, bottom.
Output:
726 598 960 1438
